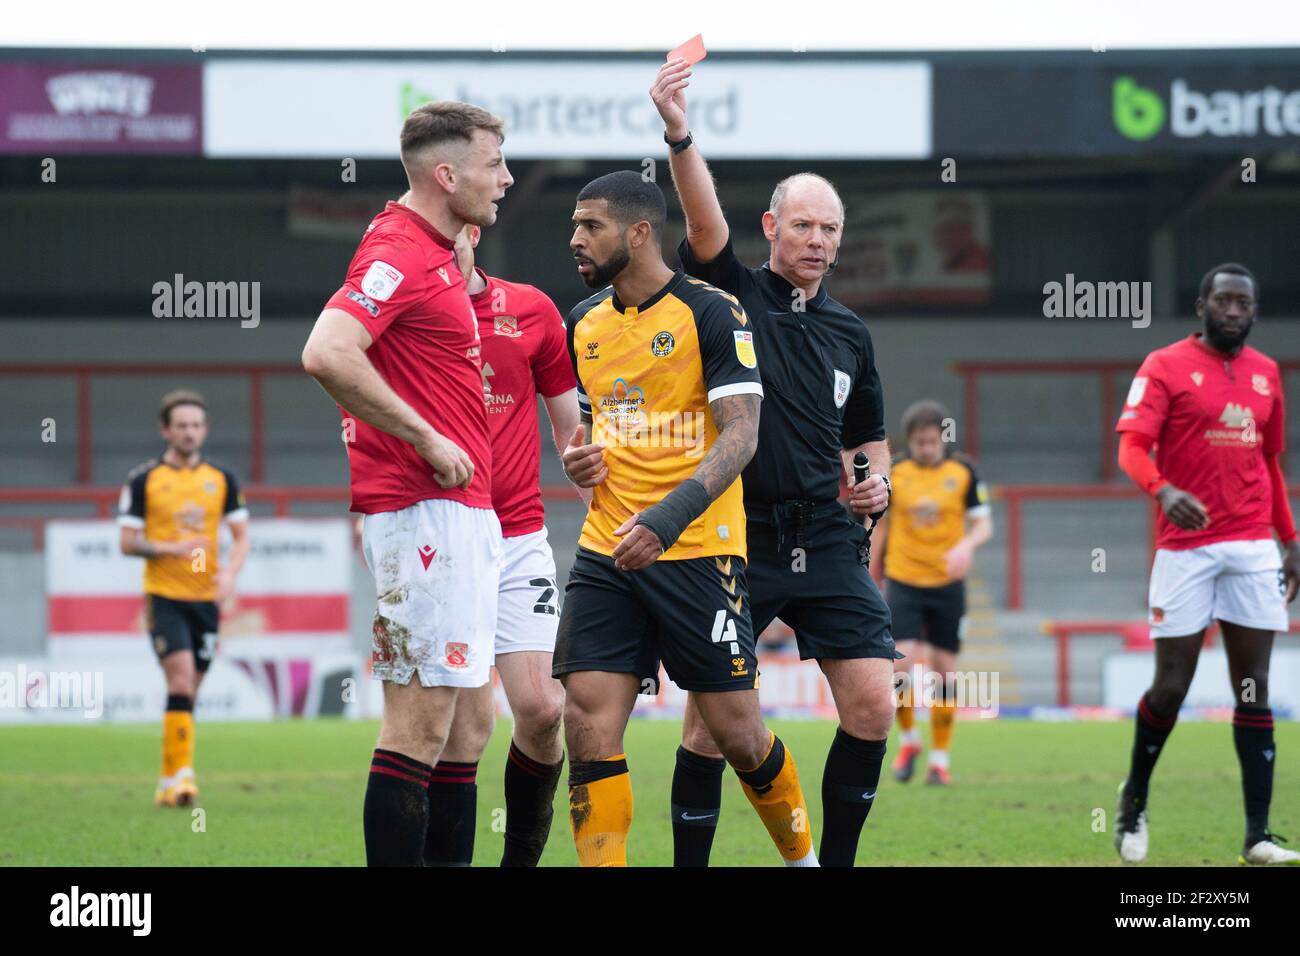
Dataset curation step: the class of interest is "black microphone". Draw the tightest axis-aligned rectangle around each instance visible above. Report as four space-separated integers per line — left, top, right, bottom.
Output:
825 251 840 277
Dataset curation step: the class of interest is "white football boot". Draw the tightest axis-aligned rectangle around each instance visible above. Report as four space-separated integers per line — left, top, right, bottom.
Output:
1240 834 1300 865
1114 781 1149 863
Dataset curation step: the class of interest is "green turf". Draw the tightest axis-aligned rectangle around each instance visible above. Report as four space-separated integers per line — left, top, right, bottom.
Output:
1 717 1295 866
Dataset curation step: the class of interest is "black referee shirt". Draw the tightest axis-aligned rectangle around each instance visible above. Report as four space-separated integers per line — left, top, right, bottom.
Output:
678 236 886 505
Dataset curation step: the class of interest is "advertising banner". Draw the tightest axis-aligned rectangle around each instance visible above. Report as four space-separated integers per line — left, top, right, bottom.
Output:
0 62 202 154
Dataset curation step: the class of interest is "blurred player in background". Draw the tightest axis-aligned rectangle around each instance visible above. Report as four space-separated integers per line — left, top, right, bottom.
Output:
413 219 582 867
557 171 817 867
118 389 249 808
1114 262 1300 866
869 400 993 785
302 102 511 866
652 58 896 867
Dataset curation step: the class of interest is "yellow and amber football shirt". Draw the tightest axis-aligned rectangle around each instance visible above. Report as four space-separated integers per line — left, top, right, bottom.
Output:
566 270 763 561
883 453 990 588
117 457 248 601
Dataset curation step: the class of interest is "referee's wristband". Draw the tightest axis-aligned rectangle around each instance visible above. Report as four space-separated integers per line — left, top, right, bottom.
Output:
637 478 711 552
664 130 693 154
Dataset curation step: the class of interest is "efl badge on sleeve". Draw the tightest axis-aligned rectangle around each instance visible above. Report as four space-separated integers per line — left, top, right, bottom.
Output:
833 369 851 408
1126 376 1147 407
361 261 405 301
733 330 757 369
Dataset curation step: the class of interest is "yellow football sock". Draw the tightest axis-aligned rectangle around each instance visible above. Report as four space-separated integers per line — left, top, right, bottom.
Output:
897 703 915 732
931 702 956 751
735 733 814 863
161 709 193 779
569 754 633 867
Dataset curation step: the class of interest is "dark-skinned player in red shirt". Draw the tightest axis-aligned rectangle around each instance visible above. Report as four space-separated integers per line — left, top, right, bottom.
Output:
1114 262 1299 866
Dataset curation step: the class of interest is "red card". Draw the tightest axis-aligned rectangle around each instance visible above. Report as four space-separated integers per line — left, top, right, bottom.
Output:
667 34 706 65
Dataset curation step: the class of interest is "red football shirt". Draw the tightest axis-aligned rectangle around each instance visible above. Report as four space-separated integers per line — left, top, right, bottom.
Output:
473 268 576 537
1117 333 1286 550
324 202 491 514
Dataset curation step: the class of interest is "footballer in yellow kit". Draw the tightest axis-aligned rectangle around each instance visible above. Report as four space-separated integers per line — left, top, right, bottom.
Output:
118 390 250 807
871 400 993 785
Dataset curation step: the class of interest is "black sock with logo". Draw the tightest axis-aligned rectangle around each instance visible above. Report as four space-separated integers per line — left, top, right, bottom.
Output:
1127 692 1178 803
1232 706 1275 848
671 746 726 867
819 728 886 867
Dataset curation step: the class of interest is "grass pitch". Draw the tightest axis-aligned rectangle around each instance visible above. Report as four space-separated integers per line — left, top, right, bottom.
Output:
1 717 1295 866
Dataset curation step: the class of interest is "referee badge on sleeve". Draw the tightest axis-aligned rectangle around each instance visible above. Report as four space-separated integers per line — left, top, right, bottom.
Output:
833 369 851 408
733 330 757 369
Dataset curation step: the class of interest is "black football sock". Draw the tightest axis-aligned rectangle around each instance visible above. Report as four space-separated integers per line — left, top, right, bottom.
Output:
1232 706 1275 848
424 760 478 866
1126 692 1178 803
819 728 886 867
501 741 563 867
364 748 432 867
671 746 726 867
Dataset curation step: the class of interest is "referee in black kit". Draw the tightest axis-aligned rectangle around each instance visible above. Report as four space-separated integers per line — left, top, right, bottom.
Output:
651 59 898 867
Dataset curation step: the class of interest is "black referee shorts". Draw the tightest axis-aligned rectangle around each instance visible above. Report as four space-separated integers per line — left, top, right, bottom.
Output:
553 547 758 693
745 500 899 662
885 578 966 653
145 594 220 673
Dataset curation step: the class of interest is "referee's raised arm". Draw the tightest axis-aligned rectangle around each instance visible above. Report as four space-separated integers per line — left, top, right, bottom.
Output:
651 59 728 261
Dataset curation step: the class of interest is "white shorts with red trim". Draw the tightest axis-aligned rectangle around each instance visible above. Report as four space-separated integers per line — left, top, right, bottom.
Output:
362 499 502 688
1148 539 1288 637
495 526 560 659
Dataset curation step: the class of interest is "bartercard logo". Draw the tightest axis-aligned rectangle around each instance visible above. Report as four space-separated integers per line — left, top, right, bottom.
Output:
1115 75 1300 141
50 886 151 936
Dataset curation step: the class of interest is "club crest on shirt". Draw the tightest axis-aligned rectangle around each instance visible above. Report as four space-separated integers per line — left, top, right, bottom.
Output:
651 331 675 357
1190 371 1204 387
493 314 521 338
445 642 469 669
1252 374 1270 396
833 369 852 408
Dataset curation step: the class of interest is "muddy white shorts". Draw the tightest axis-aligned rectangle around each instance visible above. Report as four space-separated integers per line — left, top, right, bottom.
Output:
495 526 560 659
1148 538 1288 637
362 499 502 688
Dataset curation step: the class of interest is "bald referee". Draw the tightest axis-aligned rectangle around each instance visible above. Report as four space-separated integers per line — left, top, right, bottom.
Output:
651 58 898 867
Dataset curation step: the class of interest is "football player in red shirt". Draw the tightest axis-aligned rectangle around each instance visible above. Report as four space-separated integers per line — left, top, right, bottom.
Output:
302 102 513 866
1114 262 1299 866
419 220 586 867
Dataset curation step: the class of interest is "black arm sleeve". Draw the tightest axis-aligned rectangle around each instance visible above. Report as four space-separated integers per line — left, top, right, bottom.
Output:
222 468 247 516
961 458 991 511
693 293 763 401
566 300 592 423
676 236 755 300
841 324 886 448
119 468 148 523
